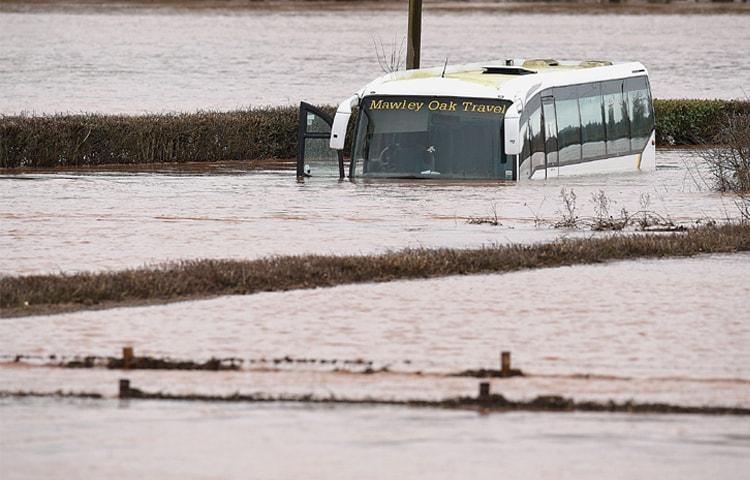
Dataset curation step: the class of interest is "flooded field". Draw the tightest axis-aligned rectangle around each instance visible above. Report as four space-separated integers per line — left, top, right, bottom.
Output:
2 3 750 479
0 150 743 275
3 147 750 478
2 398 749 480
1 2 749 115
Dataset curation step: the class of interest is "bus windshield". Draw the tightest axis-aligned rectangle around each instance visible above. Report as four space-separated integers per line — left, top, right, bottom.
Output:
351 96 514 180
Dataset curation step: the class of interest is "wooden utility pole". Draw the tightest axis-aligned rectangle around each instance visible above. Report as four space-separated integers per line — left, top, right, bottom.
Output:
406 0 422 70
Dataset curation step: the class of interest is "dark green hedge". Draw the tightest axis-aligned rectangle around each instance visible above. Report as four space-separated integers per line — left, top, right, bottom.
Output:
2 100 749 169
654 99 750 145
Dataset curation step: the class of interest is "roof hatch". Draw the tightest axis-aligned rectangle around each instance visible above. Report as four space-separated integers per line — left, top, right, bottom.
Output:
482 66 537 75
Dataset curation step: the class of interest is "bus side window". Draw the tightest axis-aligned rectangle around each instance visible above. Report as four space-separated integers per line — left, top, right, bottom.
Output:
542 95 559 172
602 80 630 155
625 76 654 151
520 95 543 179
553 85 582 166
579 82 606 160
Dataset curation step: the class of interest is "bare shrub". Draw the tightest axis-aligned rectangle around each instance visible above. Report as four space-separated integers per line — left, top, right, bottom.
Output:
698 112 750 219
702 113 750 192
373 34 405 73
549 189 679 232
590 190 627 231
524 198 546 228
467 202 501 226
554 188 579 228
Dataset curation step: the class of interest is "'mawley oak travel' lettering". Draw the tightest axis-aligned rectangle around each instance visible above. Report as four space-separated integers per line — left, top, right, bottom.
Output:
368 98 507 114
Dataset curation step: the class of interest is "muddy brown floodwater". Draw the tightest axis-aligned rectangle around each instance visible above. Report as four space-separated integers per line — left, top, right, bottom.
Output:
2 148 750 479
1 2 748 115
2 3 750 480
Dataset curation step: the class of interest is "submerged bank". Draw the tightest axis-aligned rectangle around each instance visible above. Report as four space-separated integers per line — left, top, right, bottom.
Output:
5 389 750 415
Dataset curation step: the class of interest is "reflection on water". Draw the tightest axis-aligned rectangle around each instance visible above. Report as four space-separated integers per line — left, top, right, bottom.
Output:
2 398 749 480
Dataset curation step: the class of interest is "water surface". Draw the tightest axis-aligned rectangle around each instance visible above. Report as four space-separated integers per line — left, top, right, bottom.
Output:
2 149 749 479
1 5 748 115
2 4 749 479
0 150 739 276
2 398 749 480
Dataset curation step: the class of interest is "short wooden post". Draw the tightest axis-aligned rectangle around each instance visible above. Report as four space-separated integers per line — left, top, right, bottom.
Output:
501 351 511 376
479 382 490 399
123 346 133 369
119 379 130 398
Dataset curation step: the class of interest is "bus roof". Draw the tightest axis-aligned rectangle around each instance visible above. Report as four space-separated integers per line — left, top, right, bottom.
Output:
358 58 649 102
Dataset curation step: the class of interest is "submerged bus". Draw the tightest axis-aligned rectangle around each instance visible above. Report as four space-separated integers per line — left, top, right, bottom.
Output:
297 58 655 181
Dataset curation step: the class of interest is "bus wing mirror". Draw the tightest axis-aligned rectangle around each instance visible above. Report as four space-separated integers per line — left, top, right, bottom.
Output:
504 116 521 155
330 95 359 150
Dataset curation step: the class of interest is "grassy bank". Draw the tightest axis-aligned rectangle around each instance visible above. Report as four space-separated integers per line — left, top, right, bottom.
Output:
2 100 748 169
2 222 748 318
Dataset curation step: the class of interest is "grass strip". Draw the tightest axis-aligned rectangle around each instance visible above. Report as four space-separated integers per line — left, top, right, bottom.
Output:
2 222 748 317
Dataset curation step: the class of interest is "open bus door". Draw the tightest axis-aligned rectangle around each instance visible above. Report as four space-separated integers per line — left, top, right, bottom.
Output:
296 102 344 179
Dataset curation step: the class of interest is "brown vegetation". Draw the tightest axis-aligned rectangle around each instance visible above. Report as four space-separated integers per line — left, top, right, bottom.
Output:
702 113 750 192
2 222 748 318
694 110 750 218
3 389 749 415
0 108 302 169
